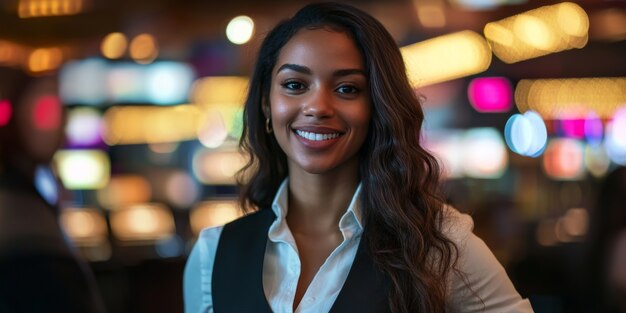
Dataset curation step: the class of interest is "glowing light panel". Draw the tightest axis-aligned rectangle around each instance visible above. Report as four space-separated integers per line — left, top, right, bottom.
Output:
54 149 110 190
462 128 508 178
0 99 12 126
60 208 108 247
65 107 103 147
110 203 175 242
401 30 491 87
467 77 512 112
190 200 243 235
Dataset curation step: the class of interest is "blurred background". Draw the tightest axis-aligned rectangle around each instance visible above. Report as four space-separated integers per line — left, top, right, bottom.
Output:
0 0 625 312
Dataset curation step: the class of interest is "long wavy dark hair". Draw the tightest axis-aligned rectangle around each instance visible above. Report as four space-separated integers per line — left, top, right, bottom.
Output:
237 2 459 312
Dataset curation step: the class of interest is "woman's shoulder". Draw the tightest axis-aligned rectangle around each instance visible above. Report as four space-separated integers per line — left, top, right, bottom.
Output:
439 204 475 246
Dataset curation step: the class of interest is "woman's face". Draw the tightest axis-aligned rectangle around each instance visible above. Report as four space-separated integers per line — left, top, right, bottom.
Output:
268 28 371 176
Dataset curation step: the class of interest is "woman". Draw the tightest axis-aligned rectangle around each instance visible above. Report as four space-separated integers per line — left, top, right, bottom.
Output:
184 2 533 312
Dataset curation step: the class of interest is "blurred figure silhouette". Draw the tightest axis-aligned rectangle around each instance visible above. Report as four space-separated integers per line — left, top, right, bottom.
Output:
587 166 626 313
0 67 105 313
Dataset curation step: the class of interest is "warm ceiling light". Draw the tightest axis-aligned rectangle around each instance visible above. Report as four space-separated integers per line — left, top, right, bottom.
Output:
28 47 63 73
401 30 491 87
129 33 158 64
515 77 626 119
18 0 83 18
226 15 255 45
484 2 589 63
101 32 128 59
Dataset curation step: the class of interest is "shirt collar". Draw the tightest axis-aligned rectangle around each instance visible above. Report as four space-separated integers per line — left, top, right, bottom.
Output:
268 178 364 242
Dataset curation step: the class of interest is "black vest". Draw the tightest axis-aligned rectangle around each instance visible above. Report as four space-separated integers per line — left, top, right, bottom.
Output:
212 209 391 312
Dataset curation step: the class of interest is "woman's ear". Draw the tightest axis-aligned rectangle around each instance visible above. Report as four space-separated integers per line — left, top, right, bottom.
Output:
262 101 270 119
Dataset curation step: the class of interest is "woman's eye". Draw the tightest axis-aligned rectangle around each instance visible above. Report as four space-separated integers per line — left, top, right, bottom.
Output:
336 85 359 94
282 81 306 91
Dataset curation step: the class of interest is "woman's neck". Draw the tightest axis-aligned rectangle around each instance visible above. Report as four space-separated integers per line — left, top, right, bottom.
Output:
286 162 360 235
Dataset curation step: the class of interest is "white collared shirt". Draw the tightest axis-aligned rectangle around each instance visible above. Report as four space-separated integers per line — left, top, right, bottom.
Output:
184 179 534 313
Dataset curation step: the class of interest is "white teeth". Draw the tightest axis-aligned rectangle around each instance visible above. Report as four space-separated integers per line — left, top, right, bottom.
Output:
295 130 340 141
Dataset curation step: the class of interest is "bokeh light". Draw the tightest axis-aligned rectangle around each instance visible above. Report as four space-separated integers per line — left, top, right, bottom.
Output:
605 107 626 165
54 149 110 189
192 147 247 185
484 2 589 63
145 62 195 105
65 107 103 147
60 207 108 247
32 95 62 130
110 203 175 242
504 110 547 157
129 33 158 64
515 77 626 119
190 200 243 235
585 143 611 178
226 15 255 45
96 174 152 210
0 99 12 126
401 30 492 87
542 138 585 180
18 0 83 18
59 58 108 105
467 77 512 113
462 128 508 178
584 113 603 145
28 47 63 73
101 32 128 59
164 171 199 209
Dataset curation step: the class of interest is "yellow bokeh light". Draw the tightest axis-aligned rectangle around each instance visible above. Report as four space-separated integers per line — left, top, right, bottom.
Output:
54 149 110 190
190 200 243 235
110 203 175 242
484 23 514 47
515 77 626 119
60 208 108 247
190 76 249 106
129 33 158 64
514 15 554 51
557 2 589 37
101 32 128 59
484 2 589 63
102 105 203 145
19 0 83 18
401 30 491 87
28 47 63 73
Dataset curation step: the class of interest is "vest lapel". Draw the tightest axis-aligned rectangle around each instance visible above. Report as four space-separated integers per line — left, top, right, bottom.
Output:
212 209 275 313
329 235 391 313
212 208 390 313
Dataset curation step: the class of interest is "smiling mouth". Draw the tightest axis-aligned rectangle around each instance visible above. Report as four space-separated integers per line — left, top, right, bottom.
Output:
294 129 342 141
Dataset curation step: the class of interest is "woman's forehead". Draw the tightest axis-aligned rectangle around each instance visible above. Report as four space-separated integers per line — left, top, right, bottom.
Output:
274 28 365 75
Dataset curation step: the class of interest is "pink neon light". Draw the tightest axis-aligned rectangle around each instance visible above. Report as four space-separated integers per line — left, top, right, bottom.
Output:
558 119 585 139
0 100 12 126
468 77 513 113
33 95 62 130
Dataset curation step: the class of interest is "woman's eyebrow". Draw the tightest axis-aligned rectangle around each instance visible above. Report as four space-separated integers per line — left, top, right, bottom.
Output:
276 63 311 74
333 69 365 78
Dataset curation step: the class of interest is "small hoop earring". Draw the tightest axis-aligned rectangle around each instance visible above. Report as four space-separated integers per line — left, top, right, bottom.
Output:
265 118 273 133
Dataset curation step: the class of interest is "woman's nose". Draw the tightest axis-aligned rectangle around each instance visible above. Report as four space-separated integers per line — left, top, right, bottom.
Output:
302 88 334 118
